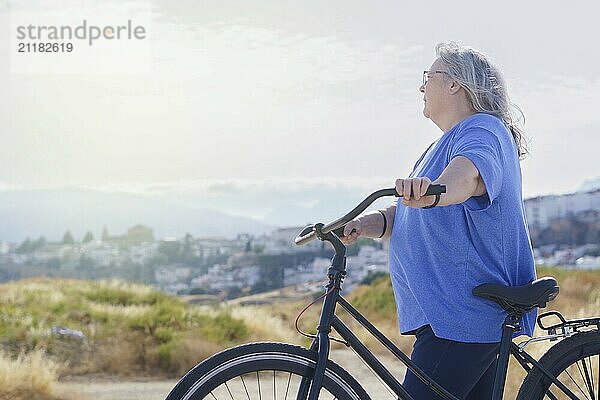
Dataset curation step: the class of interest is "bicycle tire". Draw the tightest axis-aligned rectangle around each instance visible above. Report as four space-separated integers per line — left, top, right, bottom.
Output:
165 342 371 400
516 330 600 400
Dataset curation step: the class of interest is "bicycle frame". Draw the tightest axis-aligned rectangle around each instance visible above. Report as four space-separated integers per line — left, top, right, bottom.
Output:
299 229 584 400
293 188 587 400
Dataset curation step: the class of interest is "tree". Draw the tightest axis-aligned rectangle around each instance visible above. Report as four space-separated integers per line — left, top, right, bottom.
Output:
158 240 182 263
82 231 94 244
78 254 95 269
183 233 194 256
47 257 61 269
102 226 110 241
62 230 75 245
360 271 388 285
16 237 33 254
182 233 200 265
36 236 47 248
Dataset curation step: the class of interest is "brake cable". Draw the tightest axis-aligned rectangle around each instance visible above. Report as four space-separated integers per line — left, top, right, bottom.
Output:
294 285 349 346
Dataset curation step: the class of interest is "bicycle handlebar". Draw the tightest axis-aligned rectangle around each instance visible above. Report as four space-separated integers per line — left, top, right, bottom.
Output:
294 184 446 245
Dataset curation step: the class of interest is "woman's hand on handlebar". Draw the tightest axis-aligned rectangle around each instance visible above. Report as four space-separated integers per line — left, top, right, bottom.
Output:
396 177 437 208
340 218 362 244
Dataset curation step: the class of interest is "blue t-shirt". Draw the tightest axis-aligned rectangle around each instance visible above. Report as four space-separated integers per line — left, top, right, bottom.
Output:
389 113 537 343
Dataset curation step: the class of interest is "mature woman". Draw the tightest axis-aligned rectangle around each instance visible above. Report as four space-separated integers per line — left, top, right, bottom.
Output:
342 42 536 399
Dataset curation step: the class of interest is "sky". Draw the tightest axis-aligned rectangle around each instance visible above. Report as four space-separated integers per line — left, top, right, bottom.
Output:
0 0 598 205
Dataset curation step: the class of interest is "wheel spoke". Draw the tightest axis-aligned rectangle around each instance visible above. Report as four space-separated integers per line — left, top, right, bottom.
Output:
284 372 292 400
224 381 235 400
257 371 261 400
543 384 561 400
565 365 591 400
577 359 593 400
592 355 597 400
240 374 251 400
198 368 351 400
582 356 596 399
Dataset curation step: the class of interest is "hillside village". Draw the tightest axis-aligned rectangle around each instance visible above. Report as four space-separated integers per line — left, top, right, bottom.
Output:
1 189 598 298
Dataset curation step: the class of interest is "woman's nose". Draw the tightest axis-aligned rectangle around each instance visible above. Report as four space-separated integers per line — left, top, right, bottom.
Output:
419 83 425 93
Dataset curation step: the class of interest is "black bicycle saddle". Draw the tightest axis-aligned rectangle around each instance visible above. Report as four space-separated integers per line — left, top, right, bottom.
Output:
472 277 560 315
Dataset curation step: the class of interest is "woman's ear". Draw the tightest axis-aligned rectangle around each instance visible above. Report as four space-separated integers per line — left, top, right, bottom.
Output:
448 80 462 95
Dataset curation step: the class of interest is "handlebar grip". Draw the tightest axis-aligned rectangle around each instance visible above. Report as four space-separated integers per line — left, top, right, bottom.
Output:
394 183 446 197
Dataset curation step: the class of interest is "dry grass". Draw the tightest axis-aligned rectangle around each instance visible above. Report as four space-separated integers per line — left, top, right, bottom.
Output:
1 267 597 398
224 288 417 355
0 350 81 400
229 304 305 343
0 278 250 379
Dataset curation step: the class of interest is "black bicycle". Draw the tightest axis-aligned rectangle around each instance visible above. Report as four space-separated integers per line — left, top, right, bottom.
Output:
166 186 600 400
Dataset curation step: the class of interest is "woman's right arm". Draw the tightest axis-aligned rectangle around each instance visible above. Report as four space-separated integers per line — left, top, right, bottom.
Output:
380 204 396 240
341 203 396 244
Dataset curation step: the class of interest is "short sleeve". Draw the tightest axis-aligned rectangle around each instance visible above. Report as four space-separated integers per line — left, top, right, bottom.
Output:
410 142 435 175
450 127 503 211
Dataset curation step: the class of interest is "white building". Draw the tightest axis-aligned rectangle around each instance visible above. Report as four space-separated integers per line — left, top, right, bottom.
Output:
284 257 329 286
575 256 600 269
0 241 9 255
154 265 191 285
234 265 261 287
196 237 242 258
345 246 389 290
524 189 600 229
129 242 158 264
263 226 325 254
85 242 120 267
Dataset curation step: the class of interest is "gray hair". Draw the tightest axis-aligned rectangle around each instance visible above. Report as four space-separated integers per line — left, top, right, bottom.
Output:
435 42 529 159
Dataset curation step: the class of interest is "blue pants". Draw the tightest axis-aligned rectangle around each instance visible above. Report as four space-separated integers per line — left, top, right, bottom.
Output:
402 325 500 400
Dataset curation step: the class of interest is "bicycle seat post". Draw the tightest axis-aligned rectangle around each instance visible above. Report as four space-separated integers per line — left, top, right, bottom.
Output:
492 312 523 400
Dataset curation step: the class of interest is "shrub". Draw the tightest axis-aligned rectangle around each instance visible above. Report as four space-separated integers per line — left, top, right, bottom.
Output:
0 278 251 378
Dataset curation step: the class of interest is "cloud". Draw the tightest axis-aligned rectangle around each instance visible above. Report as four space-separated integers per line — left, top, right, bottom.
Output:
74 176 396 222
514 76 600 132
149 20 423 105
512 77 600 196
88 175 393 196
1 2 597 200
0 182 18 191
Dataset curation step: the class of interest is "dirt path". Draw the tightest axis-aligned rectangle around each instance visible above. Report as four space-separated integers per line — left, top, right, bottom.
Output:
61 349 408 399
61 378 175 400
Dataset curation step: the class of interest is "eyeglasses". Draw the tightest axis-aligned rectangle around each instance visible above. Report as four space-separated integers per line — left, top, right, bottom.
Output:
423 70 449 85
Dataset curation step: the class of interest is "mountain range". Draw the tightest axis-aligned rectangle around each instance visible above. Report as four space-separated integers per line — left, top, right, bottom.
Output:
0 188 273 242
1 176 597 243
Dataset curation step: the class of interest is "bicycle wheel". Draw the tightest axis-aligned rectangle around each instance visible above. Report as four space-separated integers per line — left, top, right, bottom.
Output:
165 342 371 400
517 330 600 400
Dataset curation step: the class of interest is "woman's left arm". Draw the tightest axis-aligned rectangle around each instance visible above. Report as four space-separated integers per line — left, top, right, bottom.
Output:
399 156 486 208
